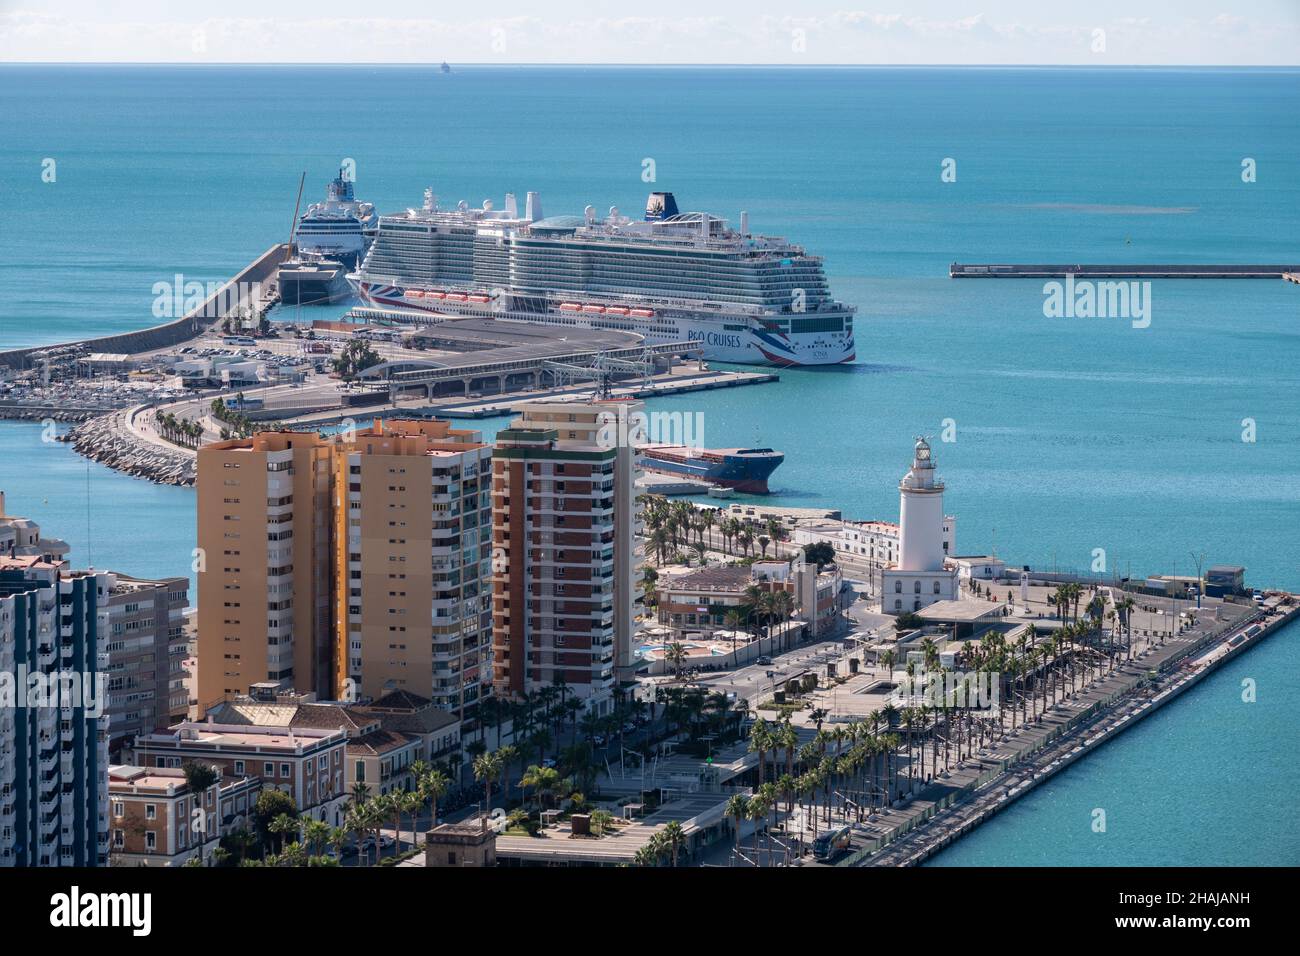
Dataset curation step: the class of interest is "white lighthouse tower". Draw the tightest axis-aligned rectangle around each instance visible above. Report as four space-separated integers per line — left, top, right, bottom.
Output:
898 437 946 572
882 437 959 615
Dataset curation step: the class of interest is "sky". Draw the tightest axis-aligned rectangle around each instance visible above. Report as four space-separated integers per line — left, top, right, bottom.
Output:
1 1 1298 65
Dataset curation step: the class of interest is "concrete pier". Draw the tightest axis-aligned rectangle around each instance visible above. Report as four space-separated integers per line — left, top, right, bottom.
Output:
950 262 1300 279
844 596 1298 867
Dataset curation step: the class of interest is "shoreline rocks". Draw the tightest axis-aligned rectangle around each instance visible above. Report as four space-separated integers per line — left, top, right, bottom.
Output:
67 409 196 487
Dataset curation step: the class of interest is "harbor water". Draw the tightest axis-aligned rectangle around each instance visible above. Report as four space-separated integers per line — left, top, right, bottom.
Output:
1 65 1297 865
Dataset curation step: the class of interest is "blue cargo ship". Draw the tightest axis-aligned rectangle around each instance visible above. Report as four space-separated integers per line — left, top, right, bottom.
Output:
638 444 784 494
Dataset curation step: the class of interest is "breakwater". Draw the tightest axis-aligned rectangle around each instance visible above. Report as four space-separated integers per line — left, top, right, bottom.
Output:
67 406 196 486
0 402 113 423
0 243 289 372
950 262 1300 278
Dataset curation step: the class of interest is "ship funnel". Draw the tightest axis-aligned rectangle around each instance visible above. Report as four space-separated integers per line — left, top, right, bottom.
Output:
504 193 518 217
584 204 596 224
644 191 679 222
423 188 436 212
608 205 619 222
525 191 542 221
739 211 749 235
483 198 494 211
458 200 469 211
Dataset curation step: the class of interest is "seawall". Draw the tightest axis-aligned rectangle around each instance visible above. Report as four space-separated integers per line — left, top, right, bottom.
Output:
0 244 290 371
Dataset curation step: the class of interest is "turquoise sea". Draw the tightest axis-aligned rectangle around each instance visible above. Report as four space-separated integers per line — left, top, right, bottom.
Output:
1 65 1297 864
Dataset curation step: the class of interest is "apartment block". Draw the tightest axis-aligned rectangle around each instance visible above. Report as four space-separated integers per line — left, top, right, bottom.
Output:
0 558 110 867
332 419 493 724
492 424 619 712
107 765 260 866
103 574 189 755
132 720 348 826
511 400 642 682
196 432 334 708
206 686 460 797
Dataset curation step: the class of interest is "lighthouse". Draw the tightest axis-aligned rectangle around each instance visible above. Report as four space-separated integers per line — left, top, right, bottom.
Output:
882 437 959 615
899 437 946 572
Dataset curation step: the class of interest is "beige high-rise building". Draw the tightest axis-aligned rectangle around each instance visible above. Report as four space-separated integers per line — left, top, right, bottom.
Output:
195 432 334 709
332 419 493 723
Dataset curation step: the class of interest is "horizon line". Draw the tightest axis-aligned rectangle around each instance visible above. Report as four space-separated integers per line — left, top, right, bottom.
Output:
2 61 1297 69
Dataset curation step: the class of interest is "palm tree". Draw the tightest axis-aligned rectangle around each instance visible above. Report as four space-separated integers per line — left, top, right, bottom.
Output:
748 718 772 790
747 793 770 863
664 641 688 680
301 819 330 859
472 750 504 832
724 793 750 859
267 814 298 856
662 820 686 867
420 768 450 829
399 788 424 849
521 764 563 811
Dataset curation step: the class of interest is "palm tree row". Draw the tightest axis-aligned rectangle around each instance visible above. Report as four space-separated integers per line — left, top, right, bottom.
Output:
153 409 204 448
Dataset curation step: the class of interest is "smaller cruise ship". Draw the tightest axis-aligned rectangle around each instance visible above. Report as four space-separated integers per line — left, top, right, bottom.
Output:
293 169 378 268
278 253 350 305
638 445 784 494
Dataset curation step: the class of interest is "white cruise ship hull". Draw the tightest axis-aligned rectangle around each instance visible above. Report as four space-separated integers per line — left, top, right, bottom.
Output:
350 280 855 367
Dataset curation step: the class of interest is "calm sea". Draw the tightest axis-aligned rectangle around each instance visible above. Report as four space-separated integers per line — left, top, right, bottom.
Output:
1 65 1297 864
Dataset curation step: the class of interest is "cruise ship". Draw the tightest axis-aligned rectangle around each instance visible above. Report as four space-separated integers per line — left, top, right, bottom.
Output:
347 189 855 366
294 169 378 268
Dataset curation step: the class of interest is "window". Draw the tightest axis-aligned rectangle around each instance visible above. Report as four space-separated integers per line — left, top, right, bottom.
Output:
934 581 941 594
894 581 902 593
145 832 156 850
112 802 124 819
264 762 274 777
234 760 244 775
280 763 291 778
913 581 921 594
894 599 902 611
145 804 157 820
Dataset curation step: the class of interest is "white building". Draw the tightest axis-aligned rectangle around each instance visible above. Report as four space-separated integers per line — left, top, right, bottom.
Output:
792 514 955 568
881 439 960 615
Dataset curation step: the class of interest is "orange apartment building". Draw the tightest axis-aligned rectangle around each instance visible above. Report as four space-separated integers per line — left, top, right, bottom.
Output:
331 419 493 724
195 432 334 709
491 424 619 713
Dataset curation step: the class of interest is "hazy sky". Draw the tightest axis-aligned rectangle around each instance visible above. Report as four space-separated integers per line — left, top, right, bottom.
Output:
2 1 1298 65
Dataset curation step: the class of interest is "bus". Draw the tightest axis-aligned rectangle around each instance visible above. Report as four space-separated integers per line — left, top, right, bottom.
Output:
812 825 852 862
222 335 256 347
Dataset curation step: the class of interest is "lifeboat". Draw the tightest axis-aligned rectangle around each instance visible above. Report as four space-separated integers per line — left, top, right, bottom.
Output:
446 293 467 302
559 303 581 312
468 294 490 303
605 306 629 316
630 307 654 318
427 291 446 299
582 304 606 314
406 290 424 299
